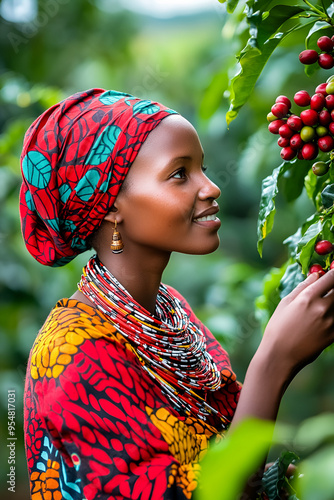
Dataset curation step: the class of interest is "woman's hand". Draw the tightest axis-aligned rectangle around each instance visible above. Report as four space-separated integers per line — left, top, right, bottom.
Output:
230 270 334 500
231 269 334 428
259 269 334 382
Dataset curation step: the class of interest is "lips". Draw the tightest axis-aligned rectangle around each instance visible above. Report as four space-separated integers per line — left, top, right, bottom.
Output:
194 214 217 222
193 204 219 222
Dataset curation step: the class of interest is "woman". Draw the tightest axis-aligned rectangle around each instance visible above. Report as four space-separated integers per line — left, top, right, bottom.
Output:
21 88 334 500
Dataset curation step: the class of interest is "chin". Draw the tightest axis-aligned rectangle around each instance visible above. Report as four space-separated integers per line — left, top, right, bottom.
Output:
182 236 220 255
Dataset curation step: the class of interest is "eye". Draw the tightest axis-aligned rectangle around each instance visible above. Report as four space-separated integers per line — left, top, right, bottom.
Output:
202 165 208 173
171 167 187 180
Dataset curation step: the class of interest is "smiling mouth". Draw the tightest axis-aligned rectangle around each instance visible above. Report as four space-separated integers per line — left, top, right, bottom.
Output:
193 214 218 222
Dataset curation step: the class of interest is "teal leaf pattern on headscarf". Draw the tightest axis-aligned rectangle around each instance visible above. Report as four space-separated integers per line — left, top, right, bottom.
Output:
25 190 36 212
99 172 112 193
60 219 77 233
132 101 160 115
87 125 122 166
59 183 72 204
22 151 52 189
71 236 87 250
74 169 101 201
99 90 131 106
45 219 60 232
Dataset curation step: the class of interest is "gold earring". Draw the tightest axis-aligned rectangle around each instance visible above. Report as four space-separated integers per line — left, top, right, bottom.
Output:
110 220 124 254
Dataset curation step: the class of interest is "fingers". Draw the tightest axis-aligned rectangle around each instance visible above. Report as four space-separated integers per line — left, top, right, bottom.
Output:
306 268 334 297
283 272 318 303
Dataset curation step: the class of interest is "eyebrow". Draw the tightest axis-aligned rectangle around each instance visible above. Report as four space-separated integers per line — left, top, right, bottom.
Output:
169 153 205 165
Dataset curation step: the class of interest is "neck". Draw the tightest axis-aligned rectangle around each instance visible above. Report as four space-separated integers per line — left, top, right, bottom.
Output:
95 246 171 314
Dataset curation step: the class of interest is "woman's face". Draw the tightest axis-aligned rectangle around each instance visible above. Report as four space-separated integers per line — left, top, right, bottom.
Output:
114 114 221 256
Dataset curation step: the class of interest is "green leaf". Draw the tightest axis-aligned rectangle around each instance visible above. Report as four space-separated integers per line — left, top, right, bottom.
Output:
296 445 334 500
283 228 302 258
280 160 310 202
197 418 275 500
227 0 241 13
249 5 306 49
321 183 334 209
262 451 299 500
297 220 322 274
226 5 308 124
294 413 334 452
255 264 287 332
227 36 283 125
304 166 329 205
199 71 229 119
257 162 289 256
305 20 333 49
279 262 304 298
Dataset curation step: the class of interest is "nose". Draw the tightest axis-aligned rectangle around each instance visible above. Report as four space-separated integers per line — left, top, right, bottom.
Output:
198 172 221 201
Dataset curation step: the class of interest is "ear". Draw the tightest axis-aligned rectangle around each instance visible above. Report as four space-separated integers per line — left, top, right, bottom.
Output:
103 205 123 224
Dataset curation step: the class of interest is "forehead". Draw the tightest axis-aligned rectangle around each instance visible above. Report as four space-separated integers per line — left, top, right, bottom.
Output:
136 114 203 161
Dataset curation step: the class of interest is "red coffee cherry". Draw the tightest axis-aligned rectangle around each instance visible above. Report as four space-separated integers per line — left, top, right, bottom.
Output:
318 135 334 152
312 161 329 176
315 83 327 95
319 109 331 125
278 136 290 147
319 53 334 69
317 36 333 52
275 95 291 109
300 109 319 126
268 119 286 134
330 261 334 270
294 90 311 107
299 49 319 65
301 142 318 160
290 134 304 150
310 93 326 111
329 122 334 135
315 240 334 255
308 264 326 276
279 124 294 138
287 115 303 131
325 94 334 110
280 146 297 161
271 102 289 118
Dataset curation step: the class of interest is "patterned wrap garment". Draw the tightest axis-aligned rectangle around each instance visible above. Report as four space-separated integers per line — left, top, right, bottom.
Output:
24 287 240 500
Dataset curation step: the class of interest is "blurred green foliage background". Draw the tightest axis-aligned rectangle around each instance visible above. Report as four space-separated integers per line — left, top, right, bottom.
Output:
1 0 334 497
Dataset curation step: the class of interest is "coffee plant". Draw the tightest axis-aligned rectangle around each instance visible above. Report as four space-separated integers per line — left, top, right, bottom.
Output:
216 0 334 297
206 1 334 498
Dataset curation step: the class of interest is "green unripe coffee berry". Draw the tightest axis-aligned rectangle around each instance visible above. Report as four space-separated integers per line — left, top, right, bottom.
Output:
326 75 334 84
316 125 329 137
267 112 277 122
326 81 334 95
300 126 316 142
312 161 329 176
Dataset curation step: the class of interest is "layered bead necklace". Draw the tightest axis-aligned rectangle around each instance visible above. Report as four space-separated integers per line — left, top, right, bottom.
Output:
78 256 225 423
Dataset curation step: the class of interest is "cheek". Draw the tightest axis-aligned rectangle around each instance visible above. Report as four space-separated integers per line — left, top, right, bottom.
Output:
122 190 192 241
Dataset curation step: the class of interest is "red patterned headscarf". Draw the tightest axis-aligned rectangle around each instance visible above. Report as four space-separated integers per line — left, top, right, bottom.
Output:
20 88 177 267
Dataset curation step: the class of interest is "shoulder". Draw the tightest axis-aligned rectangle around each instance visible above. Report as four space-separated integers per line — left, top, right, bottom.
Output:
29 298 131 380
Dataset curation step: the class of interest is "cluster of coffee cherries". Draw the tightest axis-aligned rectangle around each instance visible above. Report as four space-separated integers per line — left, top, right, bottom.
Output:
267 78 334 174
308 240 334 276
299 36 334 70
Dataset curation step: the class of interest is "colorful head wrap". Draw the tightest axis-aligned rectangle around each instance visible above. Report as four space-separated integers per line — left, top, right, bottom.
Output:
19 88 177 267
